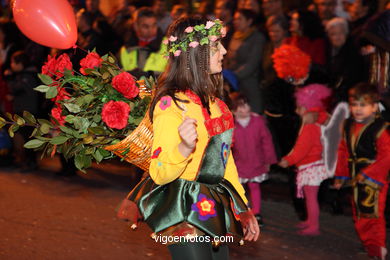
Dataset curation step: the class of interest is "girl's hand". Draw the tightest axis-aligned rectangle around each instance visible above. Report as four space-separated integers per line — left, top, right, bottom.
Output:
239 209 260 241
178 117 197 157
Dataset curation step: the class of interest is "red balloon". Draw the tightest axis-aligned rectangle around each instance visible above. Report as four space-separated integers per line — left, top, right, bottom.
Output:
12 0 77 49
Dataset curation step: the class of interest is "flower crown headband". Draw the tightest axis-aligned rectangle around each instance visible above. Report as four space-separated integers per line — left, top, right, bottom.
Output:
164 19 226 57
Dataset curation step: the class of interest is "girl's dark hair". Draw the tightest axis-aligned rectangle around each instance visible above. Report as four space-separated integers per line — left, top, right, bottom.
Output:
149 16 224 120
296 10 325 39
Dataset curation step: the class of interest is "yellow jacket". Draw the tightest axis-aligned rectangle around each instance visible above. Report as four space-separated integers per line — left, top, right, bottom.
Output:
149 92 248 204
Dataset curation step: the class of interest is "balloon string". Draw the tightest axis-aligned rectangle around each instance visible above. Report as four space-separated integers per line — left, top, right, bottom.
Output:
72 44 88 55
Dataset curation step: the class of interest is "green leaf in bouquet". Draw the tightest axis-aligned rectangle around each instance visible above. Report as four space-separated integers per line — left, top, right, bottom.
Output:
64 103 81 113
91 70 102 77
74 154 84 171
50 135 69 145
78 94 95 107
92 114 101 123
133 116 143 125
107 67 118 77
93 149 104 162
8 124 19 138
23 111 37 124
38 73 53 85
0 117 5 128
65 115 75 123
45 86 58 99
73 117 90 133
24 139 45 149
35 136 52 141
108 56 116 64
97 148 111 157
59 126 75 135
37 119 53 127
5 112 13 121
29 128 38 138
90 136 105 145
86 78 95 87
85 147 95 155
83 135 94 144
75 153 92 172
13 115 25 126
34 85 50 93
102 72 110 80
88 126 105 135
39 123 51 134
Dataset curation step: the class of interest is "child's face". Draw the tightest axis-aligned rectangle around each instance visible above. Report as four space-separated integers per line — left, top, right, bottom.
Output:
349 98 378 122
233 103 251 118
295 106 307 117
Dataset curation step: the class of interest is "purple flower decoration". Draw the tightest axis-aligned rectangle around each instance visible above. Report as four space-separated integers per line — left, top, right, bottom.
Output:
191 194 217 221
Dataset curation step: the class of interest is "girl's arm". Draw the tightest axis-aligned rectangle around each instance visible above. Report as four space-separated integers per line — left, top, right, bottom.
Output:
149 98 193 185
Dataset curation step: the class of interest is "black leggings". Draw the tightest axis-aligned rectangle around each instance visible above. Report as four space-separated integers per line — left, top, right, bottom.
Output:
168 242 229 260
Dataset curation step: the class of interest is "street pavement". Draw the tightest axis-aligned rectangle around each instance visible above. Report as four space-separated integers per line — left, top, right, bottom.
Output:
0 156 388 260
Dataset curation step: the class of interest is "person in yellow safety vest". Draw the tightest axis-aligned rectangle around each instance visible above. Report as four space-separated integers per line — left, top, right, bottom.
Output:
119 7 168 78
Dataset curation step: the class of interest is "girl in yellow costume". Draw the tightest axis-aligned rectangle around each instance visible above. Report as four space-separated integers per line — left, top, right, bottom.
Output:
126 17 259 259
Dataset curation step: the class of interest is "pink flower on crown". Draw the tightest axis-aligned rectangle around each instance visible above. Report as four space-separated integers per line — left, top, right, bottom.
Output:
189 41 199 48
209 35 218 42
205 21 215 29
162 39 169 45
185 26 194 33
169 36 177 42
174 50 181 56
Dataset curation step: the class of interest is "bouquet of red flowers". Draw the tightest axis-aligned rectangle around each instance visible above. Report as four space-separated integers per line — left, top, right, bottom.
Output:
0 51 153 171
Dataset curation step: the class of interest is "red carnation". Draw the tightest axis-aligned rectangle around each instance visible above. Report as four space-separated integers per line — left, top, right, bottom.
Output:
51 87 71 103
101 101 130 129
112 72 139 99
80 52 103 75
55 53 73 78
41 54 73 79
41 55 57 78
51 105 66 126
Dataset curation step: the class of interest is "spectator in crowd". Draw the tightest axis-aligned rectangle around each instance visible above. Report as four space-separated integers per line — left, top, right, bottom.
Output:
214 0 236 47
262 15 289 89
348 0 379 46
224 9 266 114
285 9 327 66
84 0 105 21
197 0 216 20
152 0 172 34
76 10 102 52
231 93 277 227
261 0 285 18
5 51 39 171
119 7 167 78
242 0 266 30
313 0 337 25
170 4 188 22
109 0 136 37
325 17 367 103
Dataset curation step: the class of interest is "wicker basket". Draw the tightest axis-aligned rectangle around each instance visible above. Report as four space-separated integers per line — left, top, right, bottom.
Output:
104 81 153 171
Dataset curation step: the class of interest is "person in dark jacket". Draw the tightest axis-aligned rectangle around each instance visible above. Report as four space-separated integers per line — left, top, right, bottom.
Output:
5 51 39 171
